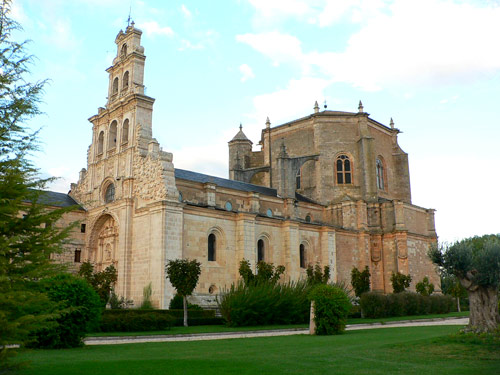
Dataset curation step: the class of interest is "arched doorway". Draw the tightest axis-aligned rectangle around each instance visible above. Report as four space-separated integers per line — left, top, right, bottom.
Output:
88 214 119 272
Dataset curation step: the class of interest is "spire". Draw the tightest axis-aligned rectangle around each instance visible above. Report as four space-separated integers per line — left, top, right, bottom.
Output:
314 101 319 113
358 100 364 113
390 117 395 129
265 117 271 129
323 100 327 109
230 123 252 143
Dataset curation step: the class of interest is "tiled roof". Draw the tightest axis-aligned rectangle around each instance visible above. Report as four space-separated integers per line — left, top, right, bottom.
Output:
174 168 319 204
229 128 252 142
25 190 84 210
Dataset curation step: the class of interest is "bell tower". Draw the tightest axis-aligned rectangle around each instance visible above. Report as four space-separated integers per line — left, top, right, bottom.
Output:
72 23 156 207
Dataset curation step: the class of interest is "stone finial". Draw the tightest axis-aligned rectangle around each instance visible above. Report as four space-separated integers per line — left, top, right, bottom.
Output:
314 101 319 113
265 117 271 129
324 100 327 109
239 122 243 131
390 117 395 129
358 100 364 113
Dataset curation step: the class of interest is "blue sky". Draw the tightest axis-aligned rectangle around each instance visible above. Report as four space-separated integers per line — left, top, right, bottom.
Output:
12 0 500 243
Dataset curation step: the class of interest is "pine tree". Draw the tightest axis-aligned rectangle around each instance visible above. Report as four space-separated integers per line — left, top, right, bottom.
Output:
0 0 74 367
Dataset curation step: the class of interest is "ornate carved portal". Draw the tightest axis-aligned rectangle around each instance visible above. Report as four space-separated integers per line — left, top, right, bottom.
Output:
89 215 118 272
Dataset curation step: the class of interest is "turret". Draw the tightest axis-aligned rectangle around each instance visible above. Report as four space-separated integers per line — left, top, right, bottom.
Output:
228 124 252 179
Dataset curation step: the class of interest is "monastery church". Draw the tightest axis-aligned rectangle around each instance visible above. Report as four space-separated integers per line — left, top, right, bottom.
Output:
48 24 439 308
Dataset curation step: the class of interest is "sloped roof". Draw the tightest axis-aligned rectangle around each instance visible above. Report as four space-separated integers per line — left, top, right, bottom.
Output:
174 168 318 204
24 190 85 210
229 128 252 143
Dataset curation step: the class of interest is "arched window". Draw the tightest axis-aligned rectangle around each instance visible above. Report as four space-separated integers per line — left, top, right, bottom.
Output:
108 121 117 149
257 239 265 262
112 77 119 95
305 214 311 223
104 184 115 203
336 154 352 184
122 119 129 144
296 168 301 189
97 131 104 154
299 244 305 269
121 43 127 57
122 71 129 89
208 233 216 261
376 158 385 190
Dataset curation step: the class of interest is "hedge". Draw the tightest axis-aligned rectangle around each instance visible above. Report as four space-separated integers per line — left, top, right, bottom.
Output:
309 284 352 335
99 309 223 332
360 291 454 318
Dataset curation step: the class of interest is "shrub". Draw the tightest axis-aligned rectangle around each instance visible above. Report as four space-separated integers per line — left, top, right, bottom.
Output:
391 272 412 293
167 309 222 326
100 310 175 332
218 280 310 326
78 262 117 306
351 266 371 297
309 284 352 335
28 274 102 348
416 277 435 296
360 291 454 318
169 294 202 311
306 264 330 285
360 292 389 318
238 260 285 286
140 282 154 310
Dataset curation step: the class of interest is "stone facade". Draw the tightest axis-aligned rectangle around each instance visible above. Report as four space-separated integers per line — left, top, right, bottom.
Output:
56 25 439 308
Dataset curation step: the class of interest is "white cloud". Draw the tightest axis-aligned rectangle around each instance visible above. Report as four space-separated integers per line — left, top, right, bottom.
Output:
139 21 174 37
241 0 500 91
181 4 192 19
248 0 312 18
178 39 204 51
250 77 330 126
236 32 303 66
239 64 255 82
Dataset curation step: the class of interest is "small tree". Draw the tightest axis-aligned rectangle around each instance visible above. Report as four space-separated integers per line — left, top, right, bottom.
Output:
351 266 371 297
306 264 330 285
415 276 435 296
165 259 201 327
391 272 412 293
78 261 117 306
239 259 285 286
429 235 500 333
441 273 467 312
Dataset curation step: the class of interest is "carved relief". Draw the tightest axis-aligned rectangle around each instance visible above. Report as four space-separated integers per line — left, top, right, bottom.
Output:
89 215 118 271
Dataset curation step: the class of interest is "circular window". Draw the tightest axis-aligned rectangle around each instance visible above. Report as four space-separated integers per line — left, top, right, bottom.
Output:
104 183 115 203
208 285 217 294
266 209 273 217
225 201 232 211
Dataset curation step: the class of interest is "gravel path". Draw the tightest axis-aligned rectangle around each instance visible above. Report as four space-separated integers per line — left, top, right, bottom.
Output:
84 317 469 346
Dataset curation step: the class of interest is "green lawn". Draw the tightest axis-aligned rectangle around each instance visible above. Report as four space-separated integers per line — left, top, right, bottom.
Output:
15 325 499 375
88 311 469 337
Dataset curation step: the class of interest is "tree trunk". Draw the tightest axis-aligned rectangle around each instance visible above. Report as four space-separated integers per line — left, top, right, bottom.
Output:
456 297 461 313
466 286 500 333
183 295 188 327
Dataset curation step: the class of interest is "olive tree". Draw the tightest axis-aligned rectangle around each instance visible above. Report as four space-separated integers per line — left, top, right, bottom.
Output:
429 234 500 333
165 259 201 327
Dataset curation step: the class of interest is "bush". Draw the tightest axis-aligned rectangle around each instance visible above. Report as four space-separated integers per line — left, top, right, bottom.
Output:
360 291 454 318
360 292 389 318
391 272 412 293
309 284 352 335
100 310 175 332
218 280 310 326
351 266 371 297
28 274 102 348
169 294 203 311
416 277 435 296
167 309 223 326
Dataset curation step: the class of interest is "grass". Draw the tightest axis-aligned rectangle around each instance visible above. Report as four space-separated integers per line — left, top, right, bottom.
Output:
14 325 499 375
88 311 469 337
